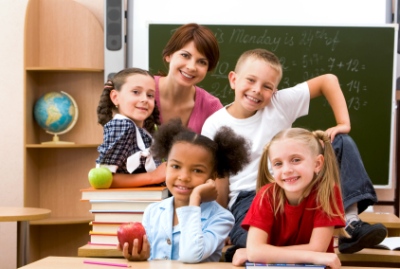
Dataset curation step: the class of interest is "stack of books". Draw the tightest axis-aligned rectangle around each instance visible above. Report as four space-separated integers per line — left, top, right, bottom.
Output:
80 186 169 246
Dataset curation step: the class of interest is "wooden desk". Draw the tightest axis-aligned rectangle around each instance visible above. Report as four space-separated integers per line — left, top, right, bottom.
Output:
336 247 400 267
17 256 400 269
0 207 51 267
359 212 400 236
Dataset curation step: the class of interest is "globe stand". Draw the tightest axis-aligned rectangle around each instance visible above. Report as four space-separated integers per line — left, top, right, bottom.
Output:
41 133 75 145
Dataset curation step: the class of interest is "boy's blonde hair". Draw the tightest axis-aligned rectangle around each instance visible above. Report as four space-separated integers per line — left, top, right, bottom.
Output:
235 48 283 85
257 128 346 234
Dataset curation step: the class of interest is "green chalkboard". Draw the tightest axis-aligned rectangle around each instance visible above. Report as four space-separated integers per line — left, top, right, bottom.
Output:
149 24 396 186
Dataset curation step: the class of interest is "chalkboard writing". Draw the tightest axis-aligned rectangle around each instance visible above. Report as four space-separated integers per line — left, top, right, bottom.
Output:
149 24 396 186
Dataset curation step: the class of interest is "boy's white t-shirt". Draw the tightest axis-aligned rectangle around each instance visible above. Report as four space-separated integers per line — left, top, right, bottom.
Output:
201 82 310 209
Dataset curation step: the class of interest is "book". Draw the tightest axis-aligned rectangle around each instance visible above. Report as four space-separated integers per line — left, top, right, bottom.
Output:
90 221 127 233
372 237 400 250
89 231 118 245
245 263 326 269
80 186 169 201
89 199 156 211
91 211 144 223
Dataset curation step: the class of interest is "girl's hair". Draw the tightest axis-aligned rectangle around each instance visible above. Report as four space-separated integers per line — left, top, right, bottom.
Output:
151 118 251 178
162 23 220 72
235 48 283 85
96 67 160 134
257 128 344 222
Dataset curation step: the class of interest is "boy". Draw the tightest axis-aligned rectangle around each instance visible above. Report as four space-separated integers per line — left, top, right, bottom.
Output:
201 48 387 264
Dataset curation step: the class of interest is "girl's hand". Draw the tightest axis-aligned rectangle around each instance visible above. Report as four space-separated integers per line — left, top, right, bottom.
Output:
189 179 218 206
121 235 150 261
232 248 248 266
148 162 166 185
313 253 341 269
325 124 350 142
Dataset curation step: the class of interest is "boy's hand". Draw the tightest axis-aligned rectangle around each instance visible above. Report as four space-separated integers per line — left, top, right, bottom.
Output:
120 235 150 261
325 124 350 142
189 179 218 206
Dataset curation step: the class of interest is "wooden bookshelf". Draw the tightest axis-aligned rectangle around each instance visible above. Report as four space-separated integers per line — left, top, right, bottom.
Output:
24 0 104 263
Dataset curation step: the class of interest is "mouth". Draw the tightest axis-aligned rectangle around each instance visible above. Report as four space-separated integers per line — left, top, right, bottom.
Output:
245 94 261 103
136 107 148 111
283 176 299 183
180 70 194 79
175 185 191 190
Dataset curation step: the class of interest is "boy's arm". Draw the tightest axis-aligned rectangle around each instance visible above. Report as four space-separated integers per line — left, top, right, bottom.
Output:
215 177 230 208
307 74 350 140
110 162 166 188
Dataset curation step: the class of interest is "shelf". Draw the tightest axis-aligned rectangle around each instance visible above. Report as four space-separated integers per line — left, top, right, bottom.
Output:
30 216 93 225
26 144 99 149
26 67 103 72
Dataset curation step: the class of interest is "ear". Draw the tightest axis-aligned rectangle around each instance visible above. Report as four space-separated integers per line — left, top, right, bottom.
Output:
228 71 237 90
314 154 324 174
165 55 171 64
110 89 119 106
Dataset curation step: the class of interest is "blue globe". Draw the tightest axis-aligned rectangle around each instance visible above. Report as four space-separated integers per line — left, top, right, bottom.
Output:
33 91 78 135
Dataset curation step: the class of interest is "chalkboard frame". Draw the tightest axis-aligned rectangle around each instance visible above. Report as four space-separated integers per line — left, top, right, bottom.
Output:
148 24 397 187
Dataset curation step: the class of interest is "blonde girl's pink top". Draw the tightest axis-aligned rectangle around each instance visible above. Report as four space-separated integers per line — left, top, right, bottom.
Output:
154 76 223 134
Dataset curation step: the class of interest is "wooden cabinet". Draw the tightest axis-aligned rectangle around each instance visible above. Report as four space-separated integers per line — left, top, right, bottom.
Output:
24 0 104 262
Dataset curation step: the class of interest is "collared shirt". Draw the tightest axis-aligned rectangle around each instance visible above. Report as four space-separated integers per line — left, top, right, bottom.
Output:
96 114 157 173
143 197 234 263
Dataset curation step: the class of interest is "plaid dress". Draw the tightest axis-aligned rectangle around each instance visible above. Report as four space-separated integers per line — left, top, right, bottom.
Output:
96 116 156 174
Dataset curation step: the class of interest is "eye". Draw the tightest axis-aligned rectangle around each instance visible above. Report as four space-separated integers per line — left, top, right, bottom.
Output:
132 90 140 95
170 164 180 169
263 85 273 91
180 53 190 59
198 59 209 66
273 161 282 167
247 78 255 83
147 93 155 99
193 168 204 174
292 158 301 163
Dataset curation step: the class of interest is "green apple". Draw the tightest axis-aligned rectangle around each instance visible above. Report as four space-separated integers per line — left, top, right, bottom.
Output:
88 167 113 189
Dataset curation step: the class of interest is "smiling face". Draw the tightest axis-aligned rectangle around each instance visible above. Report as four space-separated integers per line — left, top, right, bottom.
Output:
228 57 281 118
269 138 323 205
165 41 209 87
110 74 155 127
166 142 214 208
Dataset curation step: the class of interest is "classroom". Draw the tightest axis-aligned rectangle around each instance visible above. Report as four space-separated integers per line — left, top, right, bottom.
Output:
0 0 399 268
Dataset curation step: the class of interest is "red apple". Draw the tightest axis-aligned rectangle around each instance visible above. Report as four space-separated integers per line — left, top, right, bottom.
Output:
117 222 146 254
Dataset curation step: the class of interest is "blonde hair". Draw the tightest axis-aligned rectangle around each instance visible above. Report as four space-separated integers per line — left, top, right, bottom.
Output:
235 48 283 85
257 128 345 233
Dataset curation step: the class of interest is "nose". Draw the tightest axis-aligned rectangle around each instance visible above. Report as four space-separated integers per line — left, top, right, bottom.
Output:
186 59 196 71
178 169 190 182
252 83 262 93
282 162 293 174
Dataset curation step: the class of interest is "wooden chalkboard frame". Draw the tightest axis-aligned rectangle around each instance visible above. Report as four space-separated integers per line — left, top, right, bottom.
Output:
148 24 397 187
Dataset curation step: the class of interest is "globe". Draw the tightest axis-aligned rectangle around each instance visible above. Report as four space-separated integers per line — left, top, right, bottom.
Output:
33 91 79 144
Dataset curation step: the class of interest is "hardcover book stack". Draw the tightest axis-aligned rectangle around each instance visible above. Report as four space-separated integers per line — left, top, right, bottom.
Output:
80 186 169 246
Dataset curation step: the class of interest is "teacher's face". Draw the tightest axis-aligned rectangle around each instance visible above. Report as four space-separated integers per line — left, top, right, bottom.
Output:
165 41 209 87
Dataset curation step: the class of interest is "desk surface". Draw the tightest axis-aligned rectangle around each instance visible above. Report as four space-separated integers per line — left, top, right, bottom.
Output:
359 212 400 229
0 207 51 222
17 256 400 269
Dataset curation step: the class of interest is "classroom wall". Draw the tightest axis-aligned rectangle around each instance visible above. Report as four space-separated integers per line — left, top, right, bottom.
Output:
0 2 102 268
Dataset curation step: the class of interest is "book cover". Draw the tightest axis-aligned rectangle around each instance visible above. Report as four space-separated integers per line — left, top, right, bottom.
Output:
90 221 127 233
92 211 144 223
89 231 118 245
89 199 156 211
80 186 169 201
245 263 326 269
372 237 400 251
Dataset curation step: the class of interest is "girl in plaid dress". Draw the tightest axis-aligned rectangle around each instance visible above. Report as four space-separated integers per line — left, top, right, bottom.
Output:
96 68 166 188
